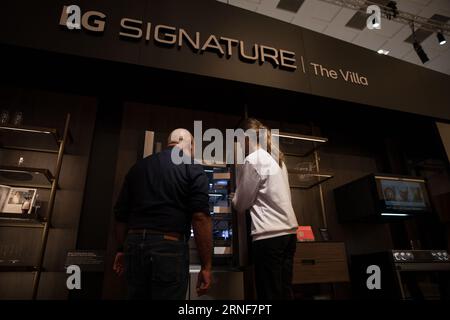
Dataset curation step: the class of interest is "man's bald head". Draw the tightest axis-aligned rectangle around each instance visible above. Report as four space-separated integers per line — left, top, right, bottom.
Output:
167 128 194 156
167 128 193 146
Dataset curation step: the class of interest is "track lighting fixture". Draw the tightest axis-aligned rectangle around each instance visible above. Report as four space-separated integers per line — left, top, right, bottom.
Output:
410 22 429 64
437 32 446 45
386 1 399 20
413 41 429 64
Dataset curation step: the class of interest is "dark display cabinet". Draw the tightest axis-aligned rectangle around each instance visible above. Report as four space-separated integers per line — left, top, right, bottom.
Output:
0 115 71 299
189 164 237 266
188 162 252 299
276 131 333 190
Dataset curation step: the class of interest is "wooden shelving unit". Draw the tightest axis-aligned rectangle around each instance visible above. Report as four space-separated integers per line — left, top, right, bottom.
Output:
0 114 71 299
0 166 55 189
277 130 333 230
277 131 334 190
0 218 46 229
273 131 328 157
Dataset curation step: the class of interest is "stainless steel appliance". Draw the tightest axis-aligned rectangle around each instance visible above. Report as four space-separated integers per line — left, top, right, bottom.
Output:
187 163 250 300
351 250 450 300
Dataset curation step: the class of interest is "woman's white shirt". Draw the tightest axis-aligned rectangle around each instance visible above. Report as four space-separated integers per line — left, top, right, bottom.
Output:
232 148 299 241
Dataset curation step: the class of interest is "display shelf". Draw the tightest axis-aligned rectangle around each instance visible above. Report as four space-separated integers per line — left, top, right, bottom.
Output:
0 217 46 228
212 213 232 220
0 124 62 153
275 131 328 157
0 165 54 189
0 265 39 272
288 170 334 189
0 114 70 299
189 264 240 272
213 254 233 258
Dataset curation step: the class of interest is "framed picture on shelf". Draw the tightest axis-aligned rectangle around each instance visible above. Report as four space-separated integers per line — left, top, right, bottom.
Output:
0 185 37 214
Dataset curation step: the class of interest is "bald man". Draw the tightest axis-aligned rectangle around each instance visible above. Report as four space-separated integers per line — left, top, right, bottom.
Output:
113 129 212 300
168 128 193 155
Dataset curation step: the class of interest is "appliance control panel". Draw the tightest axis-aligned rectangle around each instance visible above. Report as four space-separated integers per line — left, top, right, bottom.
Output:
392 250 449 263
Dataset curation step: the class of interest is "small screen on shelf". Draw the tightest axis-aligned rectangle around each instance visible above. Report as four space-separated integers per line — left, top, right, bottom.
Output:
376 178 430 212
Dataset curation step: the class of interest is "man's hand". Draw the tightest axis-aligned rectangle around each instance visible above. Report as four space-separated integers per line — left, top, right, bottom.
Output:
192 212 213 296
196 268 212 296
113 252 125 277
114 221 128 277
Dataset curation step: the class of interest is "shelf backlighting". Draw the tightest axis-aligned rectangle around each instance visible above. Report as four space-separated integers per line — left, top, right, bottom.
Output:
273 132 328 143
381 213 410 217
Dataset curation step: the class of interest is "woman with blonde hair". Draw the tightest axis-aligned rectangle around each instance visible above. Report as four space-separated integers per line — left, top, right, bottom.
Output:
232 118 299 300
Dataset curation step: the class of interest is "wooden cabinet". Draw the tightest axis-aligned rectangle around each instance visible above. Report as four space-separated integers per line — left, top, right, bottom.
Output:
293 242 350 284
434 192 450 223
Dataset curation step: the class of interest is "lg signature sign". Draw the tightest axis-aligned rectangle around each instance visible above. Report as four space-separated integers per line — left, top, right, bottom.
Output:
59 5 369 87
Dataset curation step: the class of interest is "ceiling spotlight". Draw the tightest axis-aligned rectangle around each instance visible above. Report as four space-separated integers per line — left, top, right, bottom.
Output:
437 32 447 45
377 49 390 55
413 41 429 64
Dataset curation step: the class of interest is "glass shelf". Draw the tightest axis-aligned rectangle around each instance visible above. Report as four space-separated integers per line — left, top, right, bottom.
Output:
0 216 45 228
0 264 39 272
288 170 334 189
0 124 67 153
0 166 54 189
275 132 328 157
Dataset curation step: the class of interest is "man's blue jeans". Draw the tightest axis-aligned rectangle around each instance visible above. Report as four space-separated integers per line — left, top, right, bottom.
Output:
124 232 189 300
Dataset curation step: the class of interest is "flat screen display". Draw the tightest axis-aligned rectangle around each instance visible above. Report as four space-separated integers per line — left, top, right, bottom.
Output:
376 177 430 212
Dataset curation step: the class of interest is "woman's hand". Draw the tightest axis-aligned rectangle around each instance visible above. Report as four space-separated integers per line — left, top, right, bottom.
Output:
113 252 125 277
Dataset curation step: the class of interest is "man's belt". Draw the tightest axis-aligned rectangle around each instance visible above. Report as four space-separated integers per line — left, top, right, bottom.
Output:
128 229 183 241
